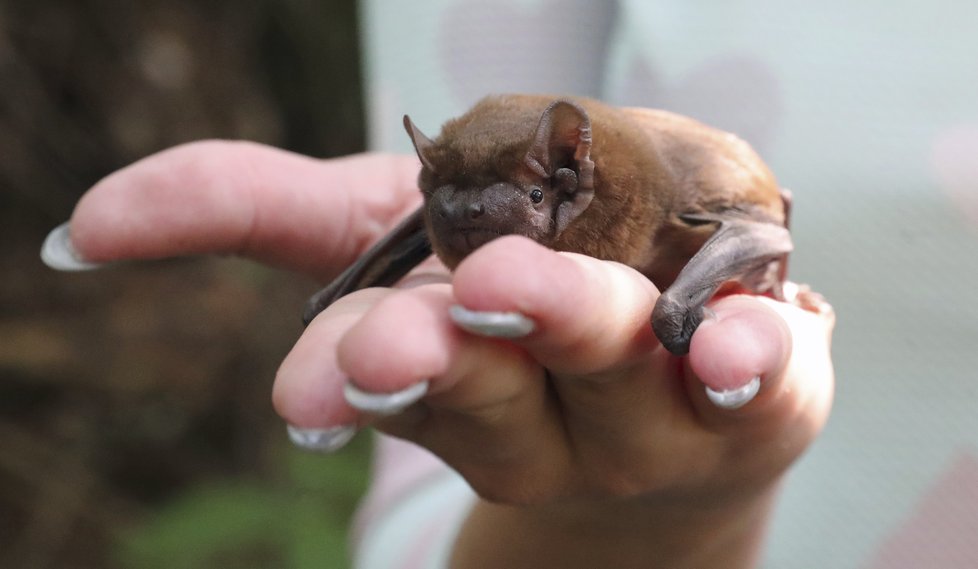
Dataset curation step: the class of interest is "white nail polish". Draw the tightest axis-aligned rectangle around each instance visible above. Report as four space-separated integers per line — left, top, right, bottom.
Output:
705 376 761 410
343 380 429 415
449 305 536 338
41 223 103 271
287 424 357 453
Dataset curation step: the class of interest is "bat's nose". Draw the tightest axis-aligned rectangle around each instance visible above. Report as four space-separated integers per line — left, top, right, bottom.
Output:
466 202 485 220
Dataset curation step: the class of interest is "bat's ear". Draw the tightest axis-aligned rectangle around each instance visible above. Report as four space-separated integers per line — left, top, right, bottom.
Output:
403 115 437 172
526 100 596 236
524 100 595 193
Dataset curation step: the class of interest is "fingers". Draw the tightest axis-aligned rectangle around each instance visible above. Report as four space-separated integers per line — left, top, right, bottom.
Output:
687 296 792 412
451 236 662 376
451 238 834 437
332 284 558 438
336 286 576 499
276 237 835 503
272 288 392 431
277 279 575 499
682 293 835 488
47 142 422 279
450 237 705 487
753 293 835 428
686 294 833 423
276 277 548 437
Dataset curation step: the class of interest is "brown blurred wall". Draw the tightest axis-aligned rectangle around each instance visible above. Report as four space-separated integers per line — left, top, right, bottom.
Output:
0 1 365 567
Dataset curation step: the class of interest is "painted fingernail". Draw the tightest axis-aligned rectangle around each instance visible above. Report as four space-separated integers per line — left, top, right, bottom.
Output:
343 380 429 415
705 376 761 410
449 305 536 338
286 424 357 453
41 223 103 271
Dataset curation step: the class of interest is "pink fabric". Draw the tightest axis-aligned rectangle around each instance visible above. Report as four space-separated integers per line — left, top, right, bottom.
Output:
398 511 458 569
352 435 451 544
932 125 978 229
866 451 978 569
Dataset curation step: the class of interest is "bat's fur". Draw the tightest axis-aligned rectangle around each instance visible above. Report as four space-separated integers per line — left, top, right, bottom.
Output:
412 94 785 293
305 94 793 354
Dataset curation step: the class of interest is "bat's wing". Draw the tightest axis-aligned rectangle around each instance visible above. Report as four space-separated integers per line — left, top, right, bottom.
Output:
302 205 432 325
651 211 792 355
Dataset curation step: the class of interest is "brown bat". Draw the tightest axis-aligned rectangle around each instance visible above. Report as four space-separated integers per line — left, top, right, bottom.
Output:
303 94 792 355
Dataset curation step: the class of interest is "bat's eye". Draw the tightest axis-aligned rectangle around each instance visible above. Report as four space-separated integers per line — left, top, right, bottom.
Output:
529 187 544 204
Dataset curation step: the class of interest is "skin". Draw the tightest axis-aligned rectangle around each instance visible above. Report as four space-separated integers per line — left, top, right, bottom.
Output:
65 142 835 569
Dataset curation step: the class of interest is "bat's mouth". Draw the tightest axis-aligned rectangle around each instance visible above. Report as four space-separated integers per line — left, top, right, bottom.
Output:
452 227 504 253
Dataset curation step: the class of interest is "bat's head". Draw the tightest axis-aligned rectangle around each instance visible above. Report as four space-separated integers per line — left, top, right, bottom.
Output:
403 98 596 268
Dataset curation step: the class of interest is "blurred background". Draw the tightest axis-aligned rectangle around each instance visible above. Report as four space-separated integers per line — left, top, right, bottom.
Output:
1 1 370 567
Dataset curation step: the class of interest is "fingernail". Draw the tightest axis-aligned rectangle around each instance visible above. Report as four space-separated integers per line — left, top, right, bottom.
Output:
287 424 357 453
705 376 761 410
449 305 536 338
41 223 103 271
343 380 429 415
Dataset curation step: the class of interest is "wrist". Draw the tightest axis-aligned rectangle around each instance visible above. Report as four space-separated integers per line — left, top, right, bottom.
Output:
449 482 780 569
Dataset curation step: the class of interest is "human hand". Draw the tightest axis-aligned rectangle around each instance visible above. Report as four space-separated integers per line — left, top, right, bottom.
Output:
42 141 423 281
284 235 833 568
45 140 835 569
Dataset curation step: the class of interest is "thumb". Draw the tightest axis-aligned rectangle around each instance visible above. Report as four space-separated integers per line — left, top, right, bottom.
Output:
684 294 834 430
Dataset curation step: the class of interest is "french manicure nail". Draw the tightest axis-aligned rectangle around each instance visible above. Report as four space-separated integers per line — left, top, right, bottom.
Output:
344 380 429 415
449 305 536 338
287 424 357 453
41 223 103 271
705 376 761 410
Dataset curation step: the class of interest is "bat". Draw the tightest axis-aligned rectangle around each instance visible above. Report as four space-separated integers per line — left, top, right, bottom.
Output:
303 94 793 355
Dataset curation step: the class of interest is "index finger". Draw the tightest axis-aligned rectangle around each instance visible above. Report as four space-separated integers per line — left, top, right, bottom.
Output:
56 141 422 280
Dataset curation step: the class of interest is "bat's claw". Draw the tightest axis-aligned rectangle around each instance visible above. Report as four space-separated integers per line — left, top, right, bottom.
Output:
651 293 702 355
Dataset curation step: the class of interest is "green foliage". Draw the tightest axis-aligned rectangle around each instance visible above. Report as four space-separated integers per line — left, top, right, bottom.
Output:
115 435 372 569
